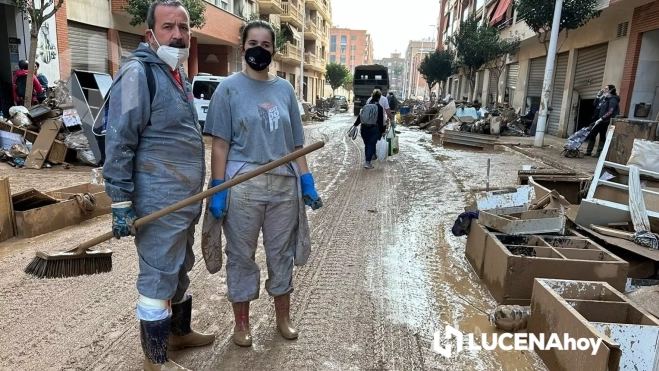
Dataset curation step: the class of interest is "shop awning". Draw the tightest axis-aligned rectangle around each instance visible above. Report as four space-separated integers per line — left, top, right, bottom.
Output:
489 0 511 26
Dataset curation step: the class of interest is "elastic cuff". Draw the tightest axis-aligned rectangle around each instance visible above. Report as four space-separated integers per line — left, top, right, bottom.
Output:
112 201 132 208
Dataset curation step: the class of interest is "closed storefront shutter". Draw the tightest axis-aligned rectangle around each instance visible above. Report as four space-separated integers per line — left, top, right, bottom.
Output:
488 68 498 104
506 63 519 105
527 56 546 98
574 43 608 99
477 70 485 99
547 53 569 136
118 32 143 59
68 21 109 74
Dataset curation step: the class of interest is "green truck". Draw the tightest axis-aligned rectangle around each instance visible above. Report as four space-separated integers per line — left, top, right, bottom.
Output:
352 64 390 116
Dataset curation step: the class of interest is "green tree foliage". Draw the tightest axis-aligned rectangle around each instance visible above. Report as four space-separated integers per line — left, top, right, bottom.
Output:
418 50 458 96
326 63 350 95
484 36 521 89
123 0 207 29
342 74 353 91
515 0 602 52
13 0 65 108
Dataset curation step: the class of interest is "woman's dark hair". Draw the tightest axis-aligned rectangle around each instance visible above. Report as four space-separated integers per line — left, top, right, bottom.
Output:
241 20 276 48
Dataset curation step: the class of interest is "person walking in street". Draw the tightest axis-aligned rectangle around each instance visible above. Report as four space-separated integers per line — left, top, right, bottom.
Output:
102 1 214 369
203 19 322 348
35 61 49 103
12 59 44 106
387 92 399 116
353 89 386 169
585 84 620 157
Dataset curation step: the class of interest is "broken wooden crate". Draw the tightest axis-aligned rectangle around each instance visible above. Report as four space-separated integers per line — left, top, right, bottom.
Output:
468 223 629 305
0 120 70 164
479 206 567 235
11 183 111 238
528 278 659 371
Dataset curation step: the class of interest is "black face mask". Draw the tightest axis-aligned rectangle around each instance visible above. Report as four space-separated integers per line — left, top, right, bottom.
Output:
244 46 272 71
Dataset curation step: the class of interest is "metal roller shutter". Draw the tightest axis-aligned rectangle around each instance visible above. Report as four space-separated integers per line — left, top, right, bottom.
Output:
574 43 608 99
547 53 569 136
477 70 485 99
527 56 546 98
68 21 109 74
488 68 498 104
506 63 519 89
118 32 144 58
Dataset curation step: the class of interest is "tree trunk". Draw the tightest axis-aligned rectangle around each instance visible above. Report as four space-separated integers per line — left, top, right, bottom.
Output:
23 33 39 109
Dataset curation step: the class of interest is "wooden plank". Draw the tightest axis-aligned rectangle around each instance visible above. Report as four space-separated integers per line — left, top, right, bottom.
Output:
24 119 62 169
0 178 15 243
579 225 659 262
591 225 635 239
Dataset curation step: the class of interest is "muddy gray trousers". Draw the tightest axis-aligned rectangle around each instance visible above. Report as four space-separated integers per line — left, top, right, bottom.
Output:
223 173 299 303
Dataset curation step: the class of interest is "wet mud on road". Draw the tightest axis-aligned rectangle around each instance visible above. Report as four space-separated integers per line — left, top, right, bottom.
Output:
0 112 548 370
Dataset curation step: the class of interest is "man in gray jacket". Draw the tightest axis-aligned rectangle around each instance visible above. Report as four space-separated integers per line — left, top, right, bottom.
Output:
103 1 214 369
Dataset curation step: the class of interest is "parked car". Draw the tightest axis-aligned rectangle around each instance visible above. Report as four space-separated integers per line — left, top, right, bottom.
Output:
191 73 226 128
331 95 349 111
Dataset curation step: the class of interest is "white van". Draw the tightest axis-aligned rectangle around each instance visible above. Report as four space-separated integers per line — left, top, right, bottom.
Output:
191 73 226 128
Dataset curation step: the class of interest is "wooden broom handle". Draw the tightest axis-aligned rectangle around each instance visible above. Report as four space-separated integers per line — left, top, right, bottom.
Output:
71 141 325 253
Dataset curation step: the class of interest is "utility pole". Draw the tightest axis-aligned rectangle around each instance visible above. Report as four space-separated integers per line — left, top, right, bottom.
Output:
299 2 305 101
534 0 563 147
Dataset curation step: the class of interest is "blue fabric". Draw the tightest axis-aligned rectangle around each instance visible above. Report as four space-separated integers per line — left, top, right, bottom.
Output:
209 179 228 219
300 173 322 210
451 211 479 237
112 205 136 238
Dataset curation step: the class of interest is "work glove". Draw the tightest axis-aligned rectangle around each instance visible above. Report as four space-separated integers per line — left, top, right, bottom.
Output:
111 201 136 239
300 173 323 210
209 179 228 219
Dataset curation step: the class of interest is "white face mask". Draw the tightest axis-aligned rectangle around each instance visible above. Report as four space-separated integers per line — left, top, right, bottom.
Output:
150 30 189 70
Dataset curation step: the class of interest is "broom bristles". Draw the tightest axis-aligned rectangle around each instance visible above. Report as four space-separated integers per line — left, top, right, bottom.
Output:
24 255 112 279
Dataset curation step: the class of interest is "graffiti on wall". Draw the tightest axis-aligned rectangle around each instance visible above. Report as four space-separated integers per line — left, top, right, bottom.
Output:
36 13 60 81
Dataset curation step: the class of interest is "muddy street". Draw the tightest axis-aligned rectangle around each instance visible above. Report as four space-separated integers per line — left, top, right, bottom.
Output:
0 112 549 370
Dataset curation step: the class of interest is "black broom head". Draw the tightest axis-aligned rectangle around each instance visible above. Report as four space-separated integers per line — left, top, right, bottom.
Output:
24 249 113 279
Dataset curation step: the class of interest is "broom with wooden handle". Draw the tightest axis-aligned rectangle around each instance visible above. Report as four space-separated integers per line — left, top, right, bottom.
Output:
24 141 325 279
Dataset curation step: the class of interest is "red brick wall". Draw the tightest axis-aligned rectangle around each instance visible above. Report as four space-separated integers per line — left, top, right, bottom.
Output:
189 37 199 80
620 1 659 115
55 1 71 80
108 29 120 77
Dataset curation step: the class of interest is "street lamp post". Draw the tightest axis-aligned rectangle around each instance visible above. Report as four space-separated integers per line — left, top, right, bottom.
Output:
299 1 305 101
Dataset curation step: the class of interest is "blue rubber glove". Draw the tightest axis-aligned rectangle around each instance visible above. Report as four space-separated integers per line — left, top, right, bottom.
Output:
209 179 228 219
300 173 323 210
111 201 136 239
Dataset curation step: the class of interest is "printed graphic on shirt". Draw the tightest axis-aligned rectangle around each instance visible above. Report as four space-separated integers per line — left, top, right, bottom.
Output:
258 102 280 132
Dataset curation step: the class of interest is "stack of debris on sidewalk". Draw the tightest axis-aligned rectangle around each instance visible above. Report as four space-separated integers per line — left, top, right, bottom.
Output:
453 123 659 370
0 80 97 169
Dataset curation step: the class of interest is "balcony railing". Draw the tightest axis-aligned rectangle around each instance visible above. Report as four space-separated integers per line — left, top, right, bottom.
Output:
257 0 283 14
282 42 302 62
281 2 303 26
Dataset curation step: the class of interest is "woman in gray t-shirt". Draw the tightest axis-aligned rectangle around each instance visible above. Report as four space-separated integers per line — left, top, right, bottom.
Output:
202 20 323 348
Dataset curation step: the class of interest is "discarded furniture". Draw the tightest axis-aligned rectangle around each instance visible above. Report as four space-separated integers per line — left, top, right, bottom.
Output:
439 130 497 150
0 120 69 164
575 125 659 233
467 222 629 305
24 118 62 169
529 278 659 371
606 118 658 166
11 183 111 238
0 178 14 243
518 171 591 205
479 207 567 235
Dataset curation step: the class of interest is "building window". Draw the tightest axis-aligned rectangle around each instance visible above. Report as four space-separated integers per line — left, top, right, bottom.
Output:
341 45 346 53
351 45 356 51
277 71 286 78
330 35 336 52
215 0 228 10
350 55 355 61
340 55 346 64
330 55 336 63
341 35 347 44
351 35 356 40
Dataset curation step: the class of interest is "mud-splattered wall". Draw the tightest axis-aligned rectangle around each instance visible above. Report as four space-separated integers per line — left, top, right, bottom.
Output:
35 4 60 83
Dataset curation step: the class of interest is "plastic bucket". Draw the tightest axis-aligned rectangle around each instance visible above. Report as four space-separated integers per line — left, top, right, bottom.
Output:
400 106 410 115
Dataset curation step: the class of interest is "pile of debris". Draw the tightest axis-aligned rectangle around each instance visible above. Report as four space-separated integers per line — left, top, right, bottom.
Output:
0 80 97 169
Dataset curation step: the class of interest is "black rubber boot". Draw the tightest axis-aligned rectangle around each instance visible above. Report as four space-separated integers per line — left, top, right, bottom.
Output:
593 141 605 157
584 139 595 156
140 318 189 370
169 295 215 350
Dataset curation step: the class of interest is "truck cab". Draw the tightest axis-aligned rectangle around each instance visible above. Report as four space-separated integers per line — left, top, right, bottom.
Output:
352 64 389 116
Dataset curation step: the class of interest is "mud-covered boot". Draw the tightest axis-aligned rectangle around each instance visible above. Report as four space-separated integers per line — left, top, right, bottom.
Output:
169 295 216 351
232 302 252 347
140 318 190 371
593 141 605 157
274 294 298 340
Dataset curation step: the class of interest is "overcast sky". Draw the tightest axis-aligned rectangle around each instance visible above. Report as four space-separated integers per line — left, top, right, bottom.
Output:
330 0 440 59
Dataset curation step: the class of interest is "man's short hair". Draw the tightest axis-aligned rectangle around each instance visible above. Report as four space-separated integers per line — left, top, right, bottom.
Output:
147 0 186 30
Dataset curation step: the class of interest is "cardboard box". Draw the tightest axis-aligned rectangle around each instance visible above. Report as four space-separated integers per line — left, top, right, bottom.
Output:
481 233 628 305
12 183 111 238
529 279 659 371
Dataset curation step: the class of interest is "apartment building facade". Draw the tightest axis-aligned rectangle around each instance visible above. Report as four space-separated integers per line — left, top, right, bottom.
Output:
403 40 436 100
328 28 373 74
374 52 405 95
0 0 331 114
271 0 331 103
438 0 658 138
